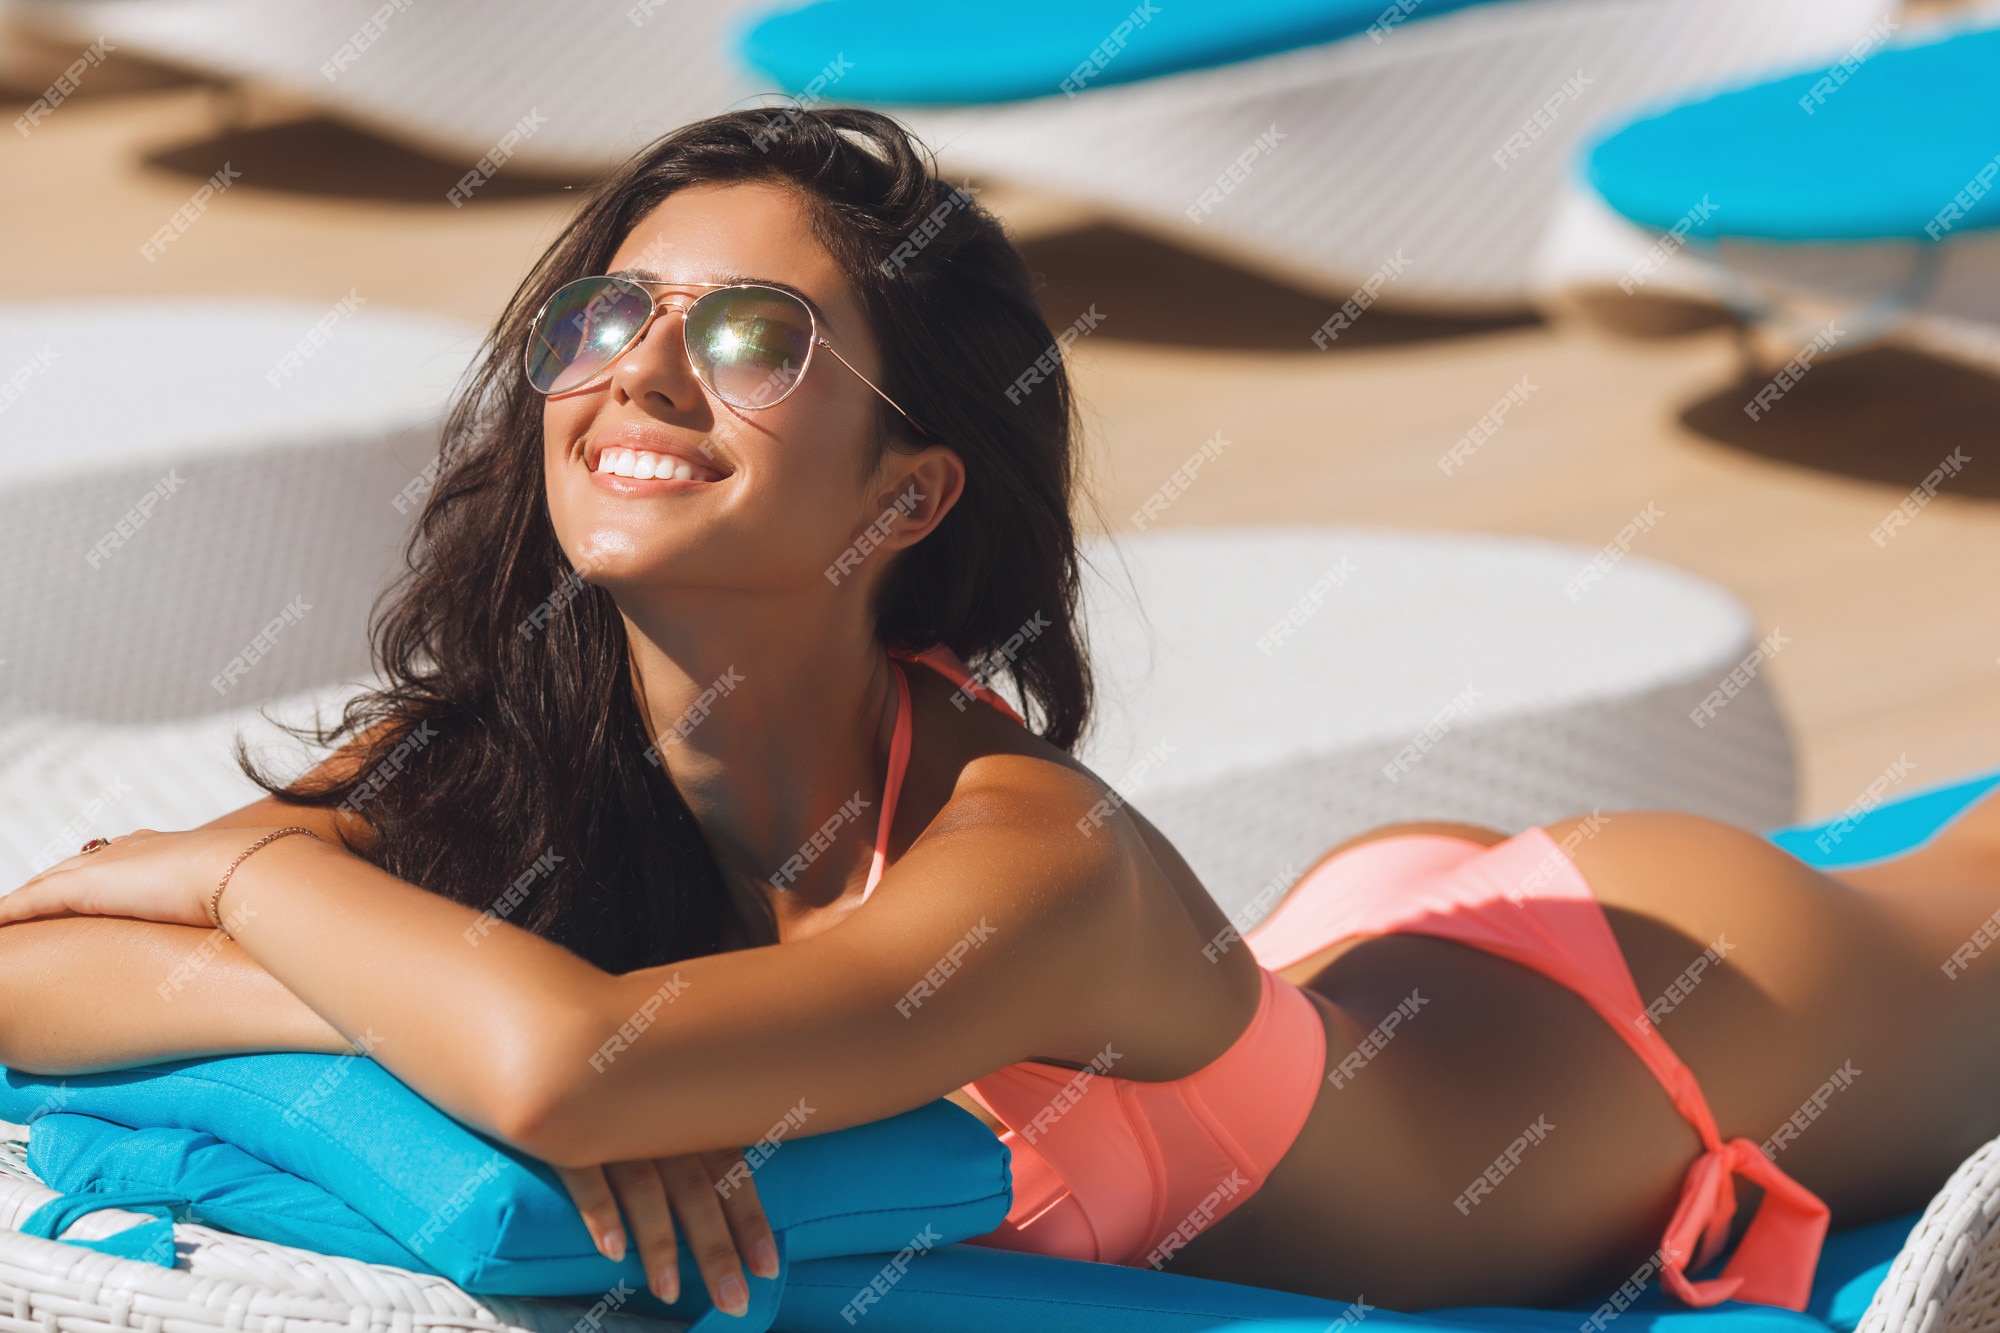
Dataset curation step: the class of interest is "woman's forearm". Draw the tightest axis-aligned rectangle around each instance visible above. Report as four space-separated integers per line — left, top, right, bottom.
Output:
201 808 1118 1171
211 834 614 1147
0 916 352 1075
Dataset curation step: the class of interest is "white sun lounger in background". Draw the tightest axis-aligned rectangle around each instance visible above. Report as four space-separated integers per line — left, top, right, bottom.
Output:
1071 526 1794 926
0 298 480 726
0 298 478 879
13 0 1894 313
1532 10 2000 371
1 0 774 177
743 0 1894 312
0 302 1793 898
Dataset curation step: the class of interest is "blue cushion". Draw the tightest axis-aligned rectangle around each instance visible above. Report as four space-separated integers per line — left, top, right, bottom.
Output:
28 1112 426 1270
733 0 1513 106
1772 768 2000 870
0 1053 1008 1332
1584 23 2000 243
761 1206 1917 1333
778 1243 1422 1332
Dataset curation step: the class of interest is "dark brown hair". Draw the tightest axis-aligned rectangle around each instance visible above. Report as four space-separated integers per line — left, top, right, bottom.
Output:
237 106 1092 972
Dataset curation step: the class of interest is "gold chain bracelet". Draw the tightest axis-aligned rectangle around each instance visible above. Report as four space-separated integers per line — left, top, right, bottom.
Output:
211 826 322 937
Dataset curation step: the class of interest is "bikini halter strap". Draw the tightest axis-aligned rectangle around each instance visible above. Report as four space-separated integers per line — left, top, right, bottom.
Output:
861 646 1025 902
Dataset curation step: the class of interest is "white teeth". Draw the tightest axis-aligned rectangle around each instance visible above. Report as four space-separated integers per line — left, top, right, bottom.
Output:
592 445 709 482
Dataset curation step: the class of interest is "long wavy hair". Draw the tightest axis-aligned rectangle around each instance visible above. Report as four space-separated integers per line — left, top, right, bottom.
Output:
237 106 1093 973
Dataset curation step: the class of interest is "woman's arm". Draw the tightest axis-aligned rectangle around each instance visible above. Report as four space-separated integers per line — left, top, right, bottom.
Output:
0 780 794 1317
0 915 354 1073
0 757 1120 1317
0 781 368 1074
200 756 1131 1168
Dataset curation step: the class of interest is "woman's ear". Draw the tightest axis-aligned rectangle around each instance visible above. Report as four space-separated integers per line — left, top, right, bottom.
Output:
871 444 965 550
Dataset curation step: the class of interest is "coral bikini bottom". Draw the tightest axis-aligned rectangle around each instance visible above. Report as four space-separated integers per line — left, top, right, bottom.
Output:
964 829 1830 1308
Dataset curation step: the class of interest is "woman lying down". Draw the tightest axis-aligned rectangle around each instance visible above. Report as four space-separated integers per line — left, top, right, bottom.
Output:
4 106 1996 1322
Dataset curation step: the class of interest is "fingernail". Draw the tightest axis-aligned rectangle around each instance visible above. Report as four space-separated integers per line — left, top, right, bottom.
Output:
717 1274 747 1316
657 1265 680 1304
599 1229 625 1262
749 1238 779 1278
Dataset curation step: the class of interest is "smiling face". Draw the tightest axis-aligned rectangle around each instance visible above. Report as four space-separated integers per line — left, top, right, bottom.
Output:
538 180 948 604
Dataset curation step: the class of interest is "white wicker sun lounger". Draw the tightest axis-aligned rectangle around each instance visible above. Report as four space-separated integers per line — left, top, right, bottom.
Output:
0 298 480 727
1069 526 1794 926
873 0 1893 312
1 0 770 179
1859 1133 2000 1333
1530 6 2000 372
0 296 476 879
12 0 1893 311
1537 183 2000 373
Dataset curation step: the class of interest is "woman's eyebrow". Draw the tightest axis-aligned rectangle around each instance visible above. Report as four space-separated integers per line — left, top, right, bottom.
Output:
605 267 831 322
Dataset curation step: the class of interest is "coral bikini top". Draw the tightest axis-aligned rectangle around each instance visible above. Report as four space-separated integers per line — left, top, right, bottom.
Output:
860 646 1326 1268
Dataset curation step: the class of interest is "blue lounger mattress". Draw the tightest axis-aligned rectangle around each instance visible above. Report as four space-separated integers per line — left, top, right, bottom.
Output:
1585 24 2000 242
8 766 1996 1332
734 0 1514 105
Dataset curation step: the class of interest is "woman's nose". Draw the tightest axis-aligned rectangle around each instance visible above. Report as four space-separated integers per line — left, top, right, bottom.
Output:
607 300 706 414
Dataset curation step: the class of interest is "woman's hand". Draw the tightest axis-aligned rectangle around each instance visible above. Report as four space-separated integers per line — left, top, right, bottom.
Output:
0 827 281 930
557 1152 780 1318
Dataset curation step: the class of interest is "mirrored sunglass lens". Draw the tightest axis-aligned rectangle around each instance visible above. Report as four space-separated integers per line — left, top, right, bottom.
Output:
685 287 815 408
527 278 654 393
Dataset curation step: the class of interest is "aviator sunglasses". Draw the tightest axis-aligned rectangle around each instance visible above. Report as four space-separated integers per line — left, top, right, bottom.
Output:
523 275 929 435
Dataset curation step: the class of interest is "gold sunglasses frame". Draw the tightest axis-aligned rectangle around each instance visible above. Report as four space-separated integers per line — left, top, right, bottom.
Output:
525 277 930 437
